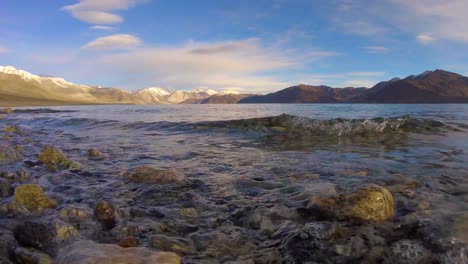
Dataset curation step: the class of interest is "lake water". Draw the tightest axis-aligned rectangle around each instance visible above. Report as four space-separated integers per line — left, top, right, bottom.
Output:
2 104 468 263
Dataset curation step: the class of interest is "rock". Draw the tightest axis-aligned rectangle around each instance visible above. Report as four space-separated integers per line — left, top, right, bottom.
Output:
87 148 105 159
341 184 394 222
0 169 30 184
0 229 18 260
38 145 79 170
335 236 368 260
57 240 181 264
0 179 13 198
11 184 57 213
14 219 79 256
119 236 138 248
59 206 91 224
0 144 23 165
13 247 54 264
150 234 194 254
0 114 3 119
12 145 23 154
1 108 13 114
309 184 394 222
385 240 431 264
3 126 23 136
93 200 117 230
123 166 183 184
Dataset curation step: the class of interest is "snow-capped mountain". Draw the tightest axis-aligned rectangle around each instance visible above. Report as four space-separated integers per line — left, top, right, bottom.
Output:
0 65 254 106
0 66 89 88
133 87 171 104
165 88 219 103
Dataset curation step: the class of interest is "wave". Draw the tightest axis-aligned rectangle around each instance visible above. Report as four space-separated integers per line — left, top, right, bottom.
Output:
13 108 78 114
192 114 462 137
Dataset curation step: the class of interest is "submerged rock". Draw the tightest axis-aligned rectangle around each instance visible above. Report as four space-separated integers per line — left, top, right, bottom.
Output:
13 247 54 264
0 144 23 165
87 148 105 159
123 166 183 184
94 200 117 230
8 184 57 213
0 169 30 184
0 178 13 198
2 126 23 136
385 239 431 264
57 240 181 264
150 234 194 254
38 145 80 170
119 236 138 248
14 219 80 256
59 206 91 224
309 184 394 222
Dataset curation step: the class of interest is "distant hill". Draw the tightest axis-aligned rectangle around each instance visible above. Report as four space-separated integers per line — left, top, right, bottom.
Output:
240 85 366 103
240 70 468 104
1 66 467 106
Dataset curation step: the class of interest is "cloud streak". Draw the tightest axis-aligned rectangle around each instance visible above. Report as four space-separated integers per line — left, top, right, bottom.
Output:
82 34 141 50
63 0 146 24
363 46 389 53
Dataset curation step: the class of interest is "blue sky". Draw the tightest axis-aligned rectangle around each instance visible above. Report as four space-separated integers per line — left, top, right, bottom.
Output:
1 0 468 93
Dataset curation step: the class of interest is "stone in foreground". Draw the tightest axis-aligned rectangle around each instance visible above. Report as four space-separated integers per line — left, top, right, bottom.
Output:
57 240 181 264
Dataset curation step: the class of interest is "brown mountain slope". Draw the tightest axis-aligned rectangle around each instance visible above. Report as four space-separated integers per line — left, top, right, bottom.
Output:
239 85 366 103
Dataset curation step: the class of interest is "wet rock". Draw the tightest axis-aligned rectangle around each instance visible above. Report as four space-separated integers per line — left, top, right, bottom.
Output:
59 206 91 224
309 184 394 222
0 114 3 119
335 236 368 260
13 247 54 264
1 108 13 115
11 184 57 213
14 219 80 256
3 126 23 136
150 234 194 254
2 135 10 141
0 169 30 184
0 179 13 198
385 239 431 264
94 200 117 230
12 145 23 154
203 226 255 260
119 236 138 248
341 184 394 222
38 145 80 170
57 240 181 264
435 238 467 264
0 229 18 260
179 207 198 217
87 148 105 159
0 144 23 165
123 166 183 184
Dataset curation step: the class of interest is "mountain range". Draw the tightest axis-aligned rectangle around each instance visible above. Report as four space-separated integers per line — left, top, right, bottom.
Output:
1 66 467 106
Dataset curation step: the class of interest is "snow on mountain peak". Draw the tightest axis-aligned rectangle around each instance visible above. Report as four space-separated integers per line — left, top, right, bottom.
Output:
135 87 170 96
0 65 40 81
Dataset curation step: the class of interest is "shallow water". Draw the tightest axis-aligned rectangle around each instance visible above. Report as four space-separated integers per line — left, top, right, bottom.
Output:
1 104 468 263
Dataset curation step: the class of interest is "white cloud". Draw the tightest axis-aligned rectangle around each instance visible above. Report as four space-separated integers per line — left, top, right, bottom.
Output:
90 25 116 31
363 46 389 53
82 34 141 50
0 45 8 54
335 0 468 44
67 38 339 93
416 33 435 45
63 0 146 24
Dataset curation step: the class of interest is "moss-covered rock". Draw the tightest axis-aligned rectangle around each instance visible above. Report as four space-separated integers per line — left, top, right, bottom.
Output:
13 247 54 264
94 200 117 230
59 206 91 224
12 184 57 212
123 166 183 184
309 184 394 222
341 184 394 222
87 148 105 159
0 144 23 165
57 240 181 264
38 145 80 170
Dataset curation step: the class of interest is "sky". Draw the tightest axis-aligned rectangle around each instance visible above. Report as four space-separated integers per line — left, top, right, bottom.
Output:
1 0 468 94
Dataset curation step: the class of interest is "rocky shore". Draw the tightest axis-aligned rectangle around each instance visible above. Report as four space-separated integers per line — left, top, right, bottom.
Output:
0 107 466 263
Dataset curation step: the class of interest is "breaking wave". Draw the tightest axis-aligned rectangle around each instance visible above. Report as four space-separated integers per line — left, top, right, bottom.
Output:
192 114 462 137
